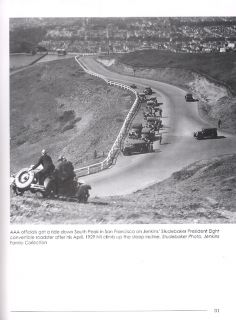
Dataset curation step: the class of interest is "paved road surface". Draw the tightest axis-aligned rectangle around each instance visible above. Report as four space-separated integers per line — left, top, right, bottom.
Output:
79 56 236 197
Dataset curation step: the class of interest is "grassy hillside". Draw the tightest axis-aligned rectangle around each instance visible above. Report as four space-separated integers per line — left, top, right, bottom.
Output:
10 154 236 224
119 50 236 95
10 58 134 173
10 53 46 70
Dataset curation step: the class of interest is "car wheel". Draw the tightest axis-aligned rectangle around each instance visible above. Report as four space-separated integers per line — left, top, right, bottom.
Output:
14 168 35 189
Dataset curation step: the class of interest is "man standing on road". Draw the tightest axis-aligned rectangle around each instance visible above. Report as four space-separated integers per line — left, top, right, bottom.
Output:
218 118 222 129
159 108 163 118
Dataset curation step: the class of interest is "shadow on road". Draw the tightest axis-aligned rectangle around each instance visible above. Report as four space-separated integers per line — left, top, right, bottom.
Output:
90 201 109 206
195 136 226 141
186 99 199 102
160 142 171 145
51 197 109 206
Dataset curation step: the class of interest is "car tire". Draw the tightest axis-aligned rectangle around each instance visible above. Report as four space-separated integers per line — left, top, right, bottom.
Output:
14 168 35 189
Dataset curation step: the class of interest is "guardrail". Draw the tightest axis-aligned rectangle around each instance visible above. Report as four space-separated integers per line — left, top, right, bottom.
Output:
74 55 140 177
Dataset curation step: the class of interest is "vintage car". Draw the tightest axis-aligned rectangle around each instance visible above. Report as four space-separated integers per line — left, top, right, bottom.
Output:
141 127 155 141
144 116 163 131
146 116 161 125
128 123 143 139
147 100 155 107
143 87 153 95
143 111 153 120
11 166 91 202
138 93 146 102
57 49 67 56
185 93 194 102
122 138 153 156
153 105 163 111
147 97 159 104
193 128 218 140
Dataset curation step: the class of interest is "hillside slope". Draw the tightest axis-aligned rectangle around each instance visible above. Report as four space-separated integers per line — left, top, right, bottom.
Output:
10 58 134 173
98 50 236 133
119 50 236 94
10 154 236 224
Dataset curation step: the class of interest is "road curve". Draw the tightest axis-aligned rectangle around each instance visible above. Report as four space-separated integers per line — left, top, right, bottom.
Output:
80 56 236 197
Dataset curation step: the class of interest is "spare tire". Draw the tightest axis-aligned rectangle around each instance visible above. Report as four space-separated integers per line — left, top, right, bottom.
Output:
14 168 35 190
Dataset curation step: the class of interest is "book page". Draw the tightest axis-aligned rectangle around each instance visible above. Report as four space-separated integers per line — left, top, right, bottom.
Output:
1 1 236 319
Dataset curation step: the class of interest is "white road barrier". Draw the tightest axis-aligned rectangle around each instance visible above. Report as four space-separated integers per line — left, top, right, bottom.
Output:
74 56 140 176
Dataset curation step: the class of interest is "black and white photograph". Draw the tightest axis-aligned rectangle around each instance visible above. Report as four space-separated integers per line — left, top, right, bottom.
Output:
2 1 236 320
9 16 236 224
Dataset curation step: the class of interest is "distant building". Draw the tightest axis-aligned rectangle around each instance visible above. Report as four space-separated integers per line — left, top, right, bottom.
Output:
227 42 235 49
220 47 226 53
203 48 212 53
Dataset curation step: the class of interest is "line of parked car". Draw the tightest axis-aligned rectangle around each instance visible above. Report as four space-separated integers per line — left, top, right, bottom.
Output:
122 87 164 156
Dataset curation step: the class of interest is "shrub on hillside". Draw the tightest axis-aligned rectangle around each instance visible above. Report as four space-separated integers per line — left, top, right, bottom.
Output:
58 110 75 122
61 117 81 132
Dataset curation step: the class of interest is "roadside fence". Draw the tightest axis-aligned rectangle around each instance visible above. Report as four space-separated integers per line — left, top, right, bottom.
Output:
74 55 140 177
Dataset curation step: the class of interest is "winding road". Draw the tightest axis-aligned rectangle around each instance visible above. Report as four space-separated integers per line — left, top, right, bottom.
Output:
79 56 236 197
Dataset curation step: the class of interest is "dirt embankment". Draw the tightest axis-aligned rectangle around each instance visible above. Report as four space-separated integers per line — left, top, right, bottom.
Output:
10 154 236 224
10 58 134 173
97 57 236 133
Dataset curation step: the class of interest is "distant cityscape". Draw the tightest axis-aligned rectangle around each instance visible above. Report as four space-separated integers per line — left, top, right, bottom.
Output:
10 17 236 54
